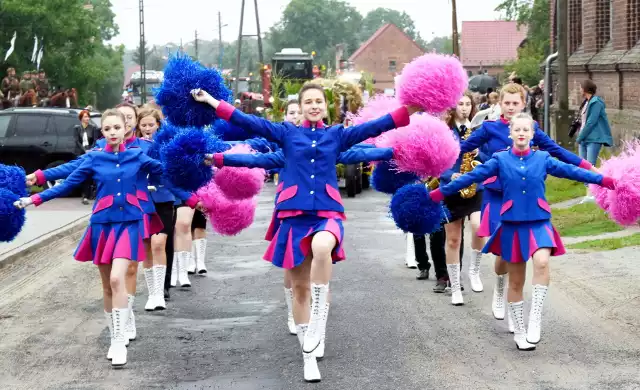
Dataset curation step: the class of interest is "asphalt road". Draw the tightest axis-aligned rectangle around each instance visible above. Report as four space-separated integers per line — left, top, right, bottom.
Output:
1 185 640 390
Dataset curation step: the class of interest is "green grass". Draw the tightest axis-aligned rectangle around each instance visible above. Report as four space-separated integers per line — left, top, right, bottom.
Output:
567 233 640 251
552 202 623 237
545 176 587 204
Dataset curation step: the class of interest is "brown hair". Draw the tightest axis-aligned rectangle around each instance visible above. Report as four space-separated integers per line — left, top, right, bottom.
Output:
298 83 325 103
499 83 527 103
101 109 126 128
135 107 163 137
581 79 597 95
116 102 139 116
488 92 499 104
77 109 90 121
285 99 299 112
446 90 477 129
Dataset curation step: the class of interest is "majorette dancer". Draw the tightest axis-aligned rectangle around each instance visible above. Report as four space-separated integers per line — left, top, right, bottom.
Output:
434 91 485 305
457 83 596 323
217 139 393 355
135 107 200 310
15 109 195 366
193 84 419 382
429 113 615 350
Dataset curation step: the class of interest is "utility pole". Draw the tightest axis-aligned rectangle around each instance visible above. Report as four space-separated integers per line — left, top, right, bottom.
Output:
139 0 146 104
218 12 223 69
194 30 199 60
234 0 245 96
234 0 265 95
451 0 460 57
556 0 571 146
253 0 264 65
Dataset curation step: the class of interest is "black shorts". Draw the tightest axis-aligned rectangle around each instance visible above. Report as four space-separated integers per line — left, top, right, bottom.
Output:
444 190 483 223
154 202 175 235
192 209 207 230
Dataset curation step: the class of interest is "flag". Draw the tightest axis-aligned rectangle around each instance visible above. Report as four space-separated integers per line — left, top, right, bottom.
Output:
4 31 16 62
31 36 39 62
36 44 44 71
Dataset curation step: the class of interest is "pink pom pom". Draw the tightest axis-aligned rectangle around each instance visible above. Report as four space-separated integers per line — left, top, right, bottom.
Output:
347 94 403 145
591 140 640 226
378 114 459 178
197 181 256 235
214 144 266 200
396 53 468 114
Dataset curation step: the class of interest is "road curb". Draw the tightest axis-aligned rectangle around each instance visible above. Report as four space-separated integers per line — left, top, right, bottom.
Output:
0 215 90 269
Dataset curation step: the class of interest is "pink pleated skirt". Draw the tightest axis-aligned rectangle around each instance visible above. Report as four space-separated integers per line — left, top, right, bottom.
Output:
74 220 147 265
483 219 566 263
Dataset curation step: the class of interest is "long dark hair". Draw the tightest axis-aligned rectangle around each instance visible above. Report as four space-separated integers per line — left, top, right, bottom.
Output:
446 90 477 129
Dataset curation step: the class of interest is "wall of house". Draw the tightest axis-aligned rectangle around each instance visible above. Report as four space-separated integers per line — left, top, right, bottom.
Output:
352 26 424 90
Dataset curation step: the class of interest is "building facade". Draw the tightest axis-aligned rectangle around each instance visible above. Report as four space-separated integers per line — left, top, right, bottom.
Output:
551 0 640 143
348 23 424 91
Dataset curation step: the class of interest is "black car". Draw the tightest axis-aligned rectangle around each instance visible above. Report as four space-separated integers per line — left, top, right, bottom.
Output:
0 107 101 188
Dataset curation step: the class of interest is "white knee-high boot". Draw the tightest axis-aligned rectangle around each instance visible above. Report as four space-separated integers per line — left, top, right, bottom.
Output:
527 285 548 344
187 241 197 274
284 287 296 335
509 301 536 351
170 253 177 287
312 301 330 359
469 250 484 292
447 264 464 305
303 283 329 353
176 251 191 287
153 265 167 310
492 274 507 319
144 268 156 311
405 234 418 269
125 294 136 341
105 311 114 360
297 324 321 383
111 308 129 367
193 238 208 275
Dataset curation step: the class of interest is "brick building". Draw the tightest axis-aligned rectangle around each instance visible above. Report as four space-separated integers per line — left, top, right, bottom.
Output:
461 21 528 77
348 23 424 91
550 0 640 144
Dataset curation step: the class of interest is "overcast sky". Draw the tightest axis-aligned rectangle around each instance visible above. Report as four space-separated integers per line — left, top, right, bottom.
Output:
108 0 504 49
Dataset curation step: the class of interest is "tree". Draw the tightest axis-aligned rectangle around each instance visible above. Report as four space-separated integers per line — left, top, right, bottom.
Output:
424 36 455 54
265 0 363 66
359 8 426 48
0 0 123 108
132 42 153 67
496 0 550 85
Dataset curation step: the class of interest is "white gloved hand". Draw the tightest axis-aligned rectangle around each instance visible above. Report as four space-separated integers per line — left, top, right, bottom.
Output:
14 197 33 209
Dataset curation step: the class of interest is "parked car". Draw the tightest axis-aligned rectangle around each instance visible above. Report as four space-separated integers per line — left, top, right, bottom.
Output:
0 107 101 189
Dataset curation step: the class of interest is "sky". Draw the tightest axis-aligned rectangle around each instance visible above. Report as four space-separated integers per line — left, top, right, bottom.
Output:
108 0 505 49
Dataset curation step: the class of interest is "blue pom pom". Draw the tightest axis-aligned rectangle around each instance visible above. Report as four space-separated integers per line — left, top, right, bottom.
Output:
161 128 223 192
212 119 252 141
148 121 180 160
0 164 28 197
244 137 278 154
155 54 232 128
371 161 419 195
390 184 447 234
0 188 26 242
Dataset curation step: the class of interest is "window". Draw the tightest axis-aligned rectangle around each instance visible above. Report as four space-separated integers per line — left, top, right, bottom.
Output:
388 60 397 72
629 0 640 46
0 115 12 138
596 0 611 49
54 116 80 136
569 0 582 53
14 115 48 137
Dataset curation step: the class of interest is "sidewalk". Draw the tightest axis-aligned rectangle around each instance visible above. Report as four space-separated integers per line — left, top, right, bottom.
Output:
0 198 92 266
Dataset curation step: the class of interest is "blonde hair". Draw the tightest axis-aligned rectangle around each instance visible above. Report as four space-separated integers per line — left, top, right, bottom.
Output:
136 107 163 137
509 113 535 129
101 109 125 128
499 83 527 103
488 92 499 103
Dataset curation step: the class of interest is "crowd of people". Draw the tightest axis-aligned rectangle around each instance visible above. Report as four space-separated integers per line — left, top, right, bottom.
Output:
0 66 78 108
7 56 618 383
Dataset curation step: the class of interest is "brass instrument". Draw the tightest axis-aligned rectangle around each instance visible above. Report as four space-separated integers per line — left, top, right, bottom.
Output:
427 177 440 190
458 126 482 199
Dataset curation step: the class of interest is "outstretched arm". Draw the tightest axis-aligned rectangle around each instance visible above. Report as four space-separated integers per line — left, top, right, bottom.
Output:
29 154 88 185
459 125 490 154
545 156 613 188
430 158 500 201
192 89 287 144
337 147 393 164
30 155 94 206
533 126 593 169
340 107 412 150
211 151 285 170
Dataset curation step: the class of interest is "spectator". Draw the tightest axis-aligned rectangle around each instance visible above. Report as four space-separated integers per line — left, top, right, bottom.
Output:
75 110 100 204
576 79 613 203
